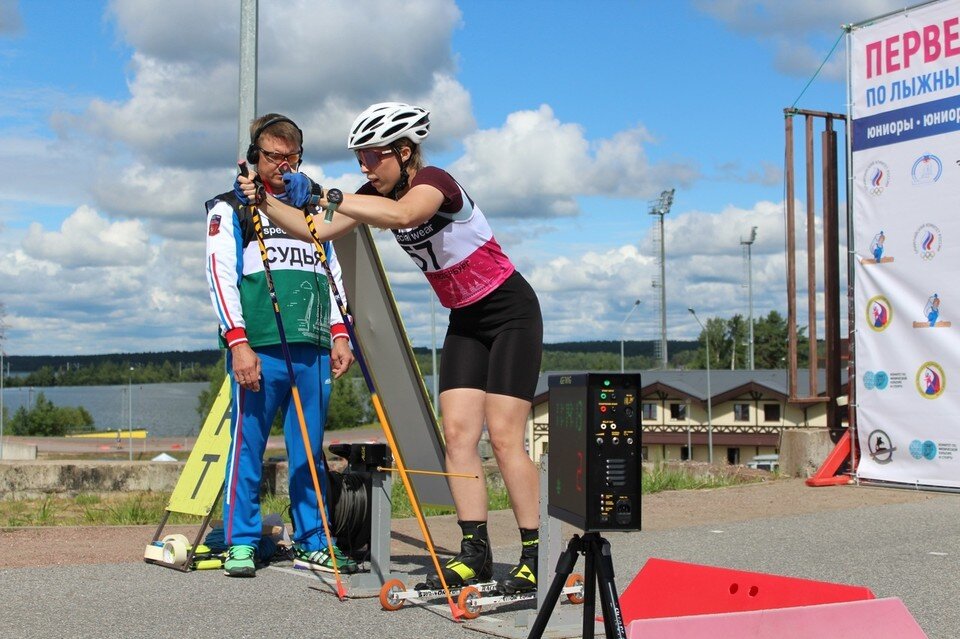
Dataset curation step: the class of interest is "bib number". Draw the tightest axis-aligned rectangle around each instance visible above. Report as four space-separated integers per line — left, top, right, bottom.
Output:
402 241 441 272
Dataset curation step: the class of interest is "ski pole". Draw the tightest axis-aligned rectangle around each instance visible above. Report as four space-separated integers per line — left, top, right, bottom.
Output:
278 164 463 621
239 162 347 600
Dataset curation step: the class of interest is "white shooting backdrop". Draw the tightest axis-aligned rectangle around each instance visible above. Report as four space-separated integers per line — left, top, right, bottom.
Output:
852 0 960 487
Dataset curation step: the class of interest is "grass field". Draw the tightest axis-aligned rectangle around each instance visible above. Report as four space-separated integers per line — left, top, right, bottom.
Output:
0 466 765 528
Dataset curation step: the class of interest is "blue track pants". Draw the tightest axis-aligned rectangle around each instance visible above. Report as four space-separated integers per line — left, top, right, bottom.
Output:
223 343 334 552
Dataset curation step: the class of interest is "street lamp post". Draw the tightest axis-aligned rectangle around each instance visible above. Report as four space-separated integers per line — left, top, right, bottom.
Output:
740 226 758 370
128 367 134 462
620 300 641 373
688 308 714 463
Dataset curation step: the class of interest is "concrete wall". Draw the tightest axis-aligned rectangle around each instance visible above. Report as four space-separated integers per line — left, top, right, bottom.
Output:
0 442 38 461
780 428 838 478
0 460 290 499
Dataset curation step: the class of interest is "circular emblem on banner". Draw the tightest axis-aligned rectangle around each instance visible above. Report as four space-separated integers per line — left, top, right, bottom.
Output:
909 440 923 459
863 160 890 195
916 361 946 399
873 370 889 389
912 154 942 184
866 296 893 331
923 440 938 460
863 371 889 390
867 429 895 464
913 223 943 261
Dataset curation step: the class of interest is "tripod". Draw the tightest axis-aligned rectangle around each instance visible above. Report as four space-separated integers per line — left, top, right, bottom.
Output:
527 532 627 639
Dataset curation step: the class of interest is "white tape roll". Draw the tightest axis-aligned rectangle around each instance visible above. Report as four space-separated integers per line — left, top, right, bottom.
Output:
162 539 188 565
161 533 190 547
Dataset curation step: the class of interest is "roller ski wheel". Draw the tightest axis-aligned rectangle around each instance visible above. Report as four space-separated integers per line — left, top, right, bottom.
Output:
457 586 482 619
565 573 585 604
379 579 407 611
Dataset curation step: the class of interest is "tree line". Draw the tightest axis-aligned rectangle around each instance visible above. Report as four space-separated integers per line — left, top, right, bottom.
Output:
680 310 809 370
5 359 218 388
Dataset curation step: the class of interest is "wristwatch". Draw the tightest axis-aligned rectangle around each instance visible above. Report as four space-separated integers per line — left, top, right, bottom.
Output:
324 188 343 223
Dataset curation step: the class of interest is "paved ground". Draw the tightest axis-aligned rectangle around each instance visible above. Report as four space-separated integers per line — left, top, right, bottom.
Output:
0 479 956 638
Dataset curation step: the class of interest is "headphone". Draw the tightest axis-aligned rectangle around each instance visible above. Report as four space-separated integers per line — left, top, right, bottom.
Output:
245 116 304 167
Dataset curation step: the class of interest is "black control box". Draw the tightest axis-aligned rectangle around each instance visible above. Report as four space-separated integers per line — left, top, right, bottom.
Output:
547 373 641 532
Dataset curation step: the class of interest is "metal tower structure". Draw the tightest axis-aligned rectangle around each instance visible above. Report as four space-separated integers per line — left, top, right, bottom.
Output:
649 189 675 369
740 226 758 370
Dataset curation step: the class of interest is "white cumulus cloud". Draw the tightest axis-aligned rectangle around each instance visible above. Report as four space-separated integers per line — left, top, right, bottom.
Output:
451 105 699 218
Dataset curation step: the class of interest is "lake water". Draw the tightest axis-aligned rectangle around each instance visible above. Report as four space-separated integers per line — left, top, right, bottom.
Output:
1 382 209 437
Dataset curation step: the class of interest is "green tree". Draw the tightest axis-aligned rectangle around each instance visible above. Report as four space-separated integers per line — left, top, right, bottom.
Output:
726 314 748 369
327 378 366 430
9 392 94 436
753 310 809 368
688 317 729 369
685 311 810 370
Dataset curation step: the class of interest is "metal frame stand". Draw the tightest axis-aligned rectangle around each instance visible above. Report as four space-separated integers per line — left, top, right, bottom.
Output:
145 488 223 573
349 469 407 595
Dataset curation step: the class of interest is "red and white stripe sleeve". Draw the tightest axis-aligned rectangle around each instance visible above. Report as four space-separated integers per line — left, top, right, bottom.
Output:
205 200 247 347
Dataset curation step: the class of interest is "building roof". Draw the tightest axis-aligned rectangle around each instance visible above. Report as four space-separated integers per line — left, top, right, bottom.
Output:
531 369 846 404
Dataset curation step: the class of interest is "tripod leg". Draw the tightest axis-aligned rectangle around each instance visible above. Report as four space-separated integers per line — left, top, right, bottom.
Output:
526 534 582 639
582 542 597 639
593 536 627 639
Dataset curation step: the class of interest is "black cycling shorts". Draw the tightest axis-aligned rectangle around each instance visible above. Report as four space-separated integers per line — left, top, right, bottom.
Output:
439 271 543 401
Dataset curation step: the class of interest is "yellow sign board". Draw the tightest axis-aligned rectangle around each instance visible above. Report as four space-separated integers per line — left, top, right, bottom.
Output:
167 378 232 517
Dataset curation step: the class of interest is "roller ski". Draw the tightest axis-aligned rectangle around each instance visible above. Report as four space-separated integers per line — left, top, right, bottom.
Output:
379 573 585 618
379 530 585 619
455 544 583 620
380 526 494 610
456 574 585 619
379 578 501 611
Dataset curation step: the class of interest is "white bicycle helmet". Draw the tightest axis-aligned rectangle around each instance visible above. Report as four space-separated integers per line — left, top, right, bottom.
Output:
347 102 430 149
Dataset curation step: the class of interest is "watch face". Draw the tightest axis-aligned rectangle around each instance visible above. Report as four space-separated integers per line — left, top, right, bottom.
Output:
328 188 343 204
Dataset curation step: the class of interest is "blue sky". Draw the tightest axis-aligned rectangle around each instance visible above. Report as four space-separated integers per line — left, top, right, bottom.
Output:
0 0 909 355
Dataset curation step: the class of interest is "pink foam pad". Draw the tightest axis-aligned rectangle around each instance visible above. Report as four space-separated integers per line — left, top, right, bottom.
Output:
625 597 927 639
619 558 874 624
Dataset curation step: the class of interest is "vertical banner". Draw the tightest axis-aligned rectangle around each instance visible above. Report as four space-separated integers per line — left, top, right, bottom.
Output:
852 0 960 487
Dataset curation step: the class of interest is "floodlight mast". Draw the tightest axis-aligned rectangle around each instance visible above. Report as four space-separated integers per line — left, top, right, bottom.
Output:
238 0 258 158
740 226 758 370
649 189 675 369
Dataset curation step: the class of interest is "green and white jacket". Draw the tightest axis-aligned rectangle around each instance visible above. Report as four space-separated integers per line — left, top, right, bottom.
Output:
204 191 347 350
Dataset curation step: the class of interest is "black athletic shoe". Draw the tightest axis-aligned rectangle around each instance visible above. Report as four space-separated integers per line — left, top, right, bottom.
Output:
500 546 537 595
419 536 493 590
